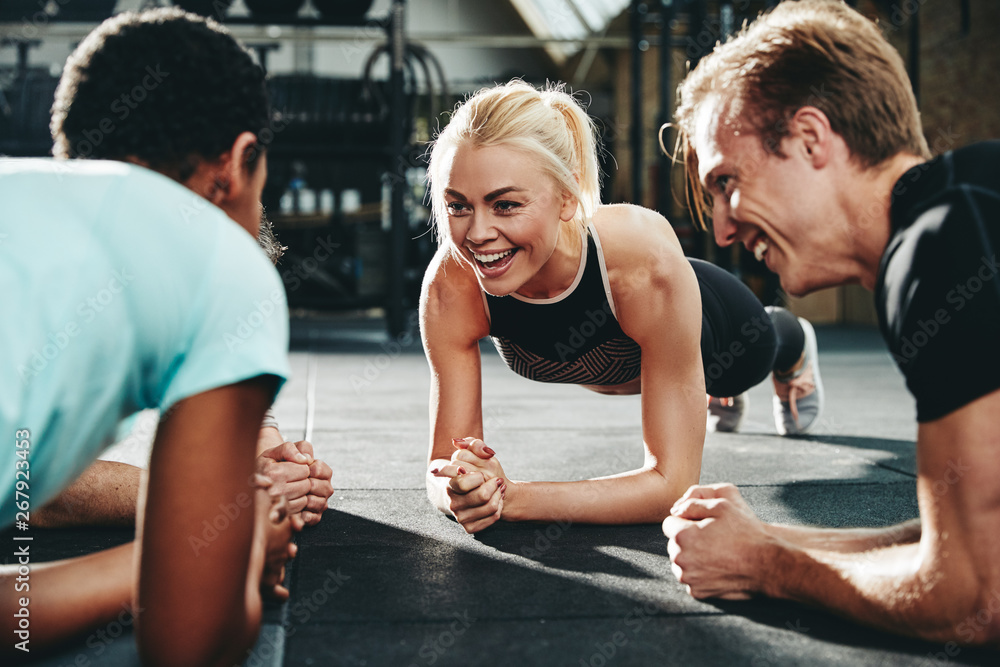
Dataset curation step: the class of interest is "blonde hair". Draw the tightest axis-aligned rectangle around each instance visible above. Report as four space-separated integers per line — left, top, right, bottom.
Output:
427 80 601 248
674 0 931 229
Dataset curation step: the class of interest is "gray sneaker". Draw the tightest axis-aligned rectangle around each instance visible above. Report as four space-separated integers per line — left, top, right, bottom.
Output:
772 317 824 436
708 392 748 433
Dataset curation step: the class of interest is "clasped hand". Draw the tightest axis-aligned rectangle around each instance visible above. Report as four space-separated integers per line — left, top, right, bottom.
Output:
431 437 508 534
662 483 777 600
252 473 305 601
256 439 334 526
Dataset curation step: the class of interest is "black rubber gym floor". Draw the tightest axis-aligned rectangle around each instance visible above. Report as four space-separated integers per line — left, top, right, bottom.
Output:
7 322 997 665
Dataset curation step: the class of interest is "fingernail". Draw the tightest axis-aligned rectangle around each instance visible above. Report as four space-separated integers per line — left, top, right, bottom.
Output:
496 477 504 487
430 468 439 475
484 446 496 456
452 437 465 444
458 467 468 475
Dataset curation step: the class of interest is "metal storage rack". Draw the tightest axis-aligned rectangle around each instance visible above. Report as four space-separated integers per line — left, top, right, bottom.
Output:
228 0 418 336
0 0 420 336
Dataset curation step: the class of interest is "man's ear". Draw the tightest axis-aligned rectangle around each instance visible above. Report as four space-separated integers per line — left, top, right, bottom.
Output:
213 131 260 204
789 106 833 169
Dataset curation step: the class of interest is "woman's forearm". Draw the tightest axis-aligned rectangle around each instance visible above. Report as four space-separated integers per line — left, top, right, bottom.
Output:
503 468 688 524
1 542 135 652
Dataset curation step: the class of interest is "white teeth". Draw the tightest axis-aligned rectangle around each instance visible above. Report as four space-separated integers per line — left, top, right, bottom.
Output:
753 237 770 261
472 249 514 263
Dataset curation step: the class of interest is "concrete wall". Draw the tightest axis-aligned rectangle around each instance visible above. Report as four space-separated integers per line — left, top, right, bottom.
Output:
867 0 1000 154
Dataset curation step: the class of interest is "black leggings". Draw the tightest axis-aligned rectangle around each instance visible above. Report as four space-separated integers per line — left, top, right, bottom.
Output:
690 259 803 398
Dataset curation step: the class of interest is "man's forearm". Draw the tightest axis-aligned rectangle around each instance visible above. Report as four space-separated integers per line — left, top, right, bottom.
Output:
34 461 142 527
764 539 990 644
768 518 921 553
34 422 286 529
257 426 284 455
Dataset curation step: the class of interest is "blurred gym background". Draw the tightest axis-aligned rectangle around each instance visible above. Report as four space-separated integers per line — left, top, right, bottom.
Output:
2 0 997 336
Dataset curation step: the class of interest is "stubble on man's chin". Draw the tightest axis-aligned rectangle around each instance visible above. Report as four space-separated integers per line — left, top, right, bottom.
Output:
256 204 286 266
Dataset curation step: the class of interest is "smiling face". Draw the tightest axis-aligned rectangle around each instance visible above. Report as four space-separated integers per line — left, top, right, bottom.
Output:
694 97 853 297
441 142 579 298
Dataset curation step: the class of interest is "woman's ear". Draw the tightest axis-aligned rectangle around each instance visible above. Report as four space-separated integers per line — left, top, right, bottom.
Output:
560 189 579 222
218 131 260 203
560 173 581 222
183 131 258 205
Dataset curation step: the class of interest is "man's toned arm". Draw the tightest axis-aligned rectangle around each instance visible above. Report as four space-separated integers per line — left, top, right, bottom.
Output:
33 424 333 529
767 518 921 553
766 391 1000 644
666 390 1000 645
33 461 141 527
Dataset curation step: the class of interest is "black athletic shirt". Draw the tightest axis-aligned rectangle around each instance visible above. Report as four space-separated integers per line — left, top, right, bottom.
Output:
876 141 1000 422
485 225 642 385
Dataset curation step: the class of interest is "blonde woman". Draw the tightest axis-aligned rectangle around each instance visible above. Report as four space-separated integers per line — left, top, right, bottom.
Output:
420 81 822 533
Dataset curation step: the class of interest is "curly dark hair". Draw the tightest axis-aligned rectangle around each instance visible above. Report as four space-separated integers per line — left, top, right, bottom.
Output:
51 7 270 181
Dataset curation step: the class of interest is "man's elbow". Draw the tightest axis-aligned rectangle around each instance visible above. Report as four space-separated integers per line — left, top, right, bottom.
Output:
950 588 1000 647
903 579 1000 647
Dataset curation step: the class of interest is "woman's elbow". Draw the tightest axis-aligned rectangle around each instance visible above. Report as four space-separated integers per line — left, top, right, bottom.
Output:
136 606 260 667
639 467 689 519
647 464 698 505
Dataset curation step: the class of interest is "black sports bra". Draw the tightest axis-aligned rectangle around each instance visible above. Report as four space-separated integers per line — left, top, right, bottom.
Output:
484 225 642 385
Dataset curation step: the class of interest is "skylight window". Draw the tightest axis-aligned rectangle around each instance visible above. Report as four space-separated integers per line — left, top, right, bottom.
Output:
509 0 631 63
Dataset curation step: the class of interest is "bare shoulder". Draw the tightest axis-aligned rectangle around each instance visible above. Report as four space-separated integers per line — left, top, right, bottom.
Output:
591 204 692 305
593 203 687 271
420 246 490 345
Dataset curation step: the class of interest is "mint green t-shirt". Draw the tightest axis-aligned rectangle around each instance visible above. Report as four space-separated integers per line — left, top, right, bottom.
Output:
0 159 290 526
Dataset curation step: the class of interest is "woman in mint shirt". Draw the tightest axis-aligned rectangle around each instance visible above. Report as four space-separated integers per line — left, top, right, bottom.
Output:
1 10 299 663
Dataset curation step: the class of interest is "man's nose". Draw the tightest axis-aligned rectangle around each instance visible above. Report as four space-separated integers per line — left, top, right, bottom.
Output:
713 203 737 247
